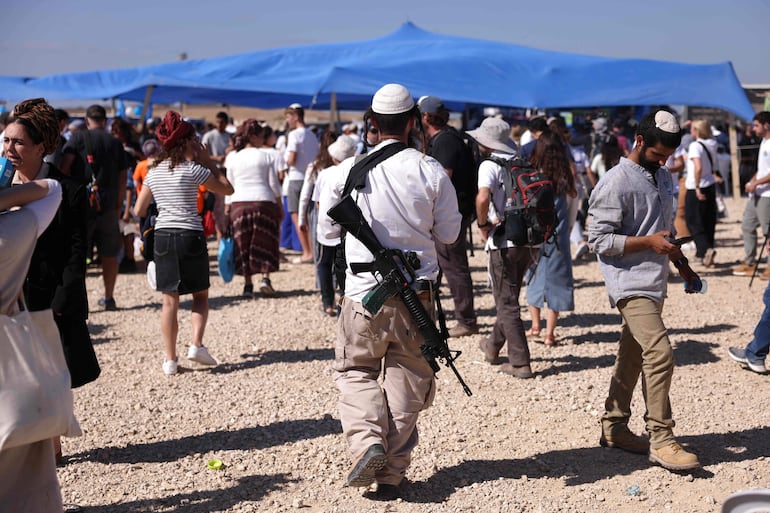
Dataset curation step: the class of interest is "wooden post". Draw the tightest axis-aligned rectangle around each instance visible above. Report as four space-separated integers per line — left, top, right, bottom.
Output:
137 85 155 134
730 124 740 199
330 92 338 132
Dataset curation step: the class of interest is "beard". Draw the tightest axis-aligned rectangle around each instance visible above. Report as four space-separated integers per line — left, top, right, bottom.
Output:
638 150 660 173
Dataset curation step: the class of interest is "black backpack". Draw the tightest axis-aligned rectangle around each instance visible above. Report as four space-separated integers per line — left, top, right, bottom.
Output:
486 155 556 247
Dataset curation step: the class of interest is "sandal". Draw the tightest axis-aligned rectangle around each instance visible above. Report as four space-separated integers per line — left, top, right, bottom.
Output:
544 334 557 347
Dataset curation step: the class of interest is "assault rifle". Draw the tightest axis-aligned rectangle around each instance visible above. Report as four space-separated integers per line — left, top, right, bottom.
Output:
328 195 472 396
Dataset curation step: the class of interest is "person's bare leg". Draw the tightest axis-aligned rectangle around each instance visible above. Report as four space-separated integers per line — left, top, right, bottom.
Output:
528 305 542 335
191 289 209 347
161 292 180 360
545 308 560 346
291 212 312 260
102 256 118 299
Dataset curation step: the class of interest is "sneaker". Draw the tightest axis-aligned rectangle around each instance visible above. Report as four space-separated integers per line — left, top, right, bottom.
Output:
259 277 275 297
187 345 217 366
574 243 589 261
98 297 117 311
732 262 758 276
243 283 254 298
162 359 178 375
448 324 479 338
727 347 767 373
599 429 650 454
499 363 534 379
649 442 700 471
346 444 387 487
703 248 716 268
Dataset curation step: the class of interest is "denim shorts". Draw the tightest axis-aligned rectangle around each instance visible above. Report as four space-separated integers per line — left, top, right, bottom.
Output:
154 228 210 294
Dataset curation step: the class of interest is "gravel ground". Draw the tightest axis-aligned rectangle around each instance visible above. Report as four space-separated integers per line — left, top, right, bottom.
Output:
58 195 769 513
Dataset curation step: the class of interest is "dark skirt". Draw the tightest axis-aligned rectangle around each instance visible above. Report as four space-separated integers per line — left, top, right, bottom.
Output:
231 201 281 275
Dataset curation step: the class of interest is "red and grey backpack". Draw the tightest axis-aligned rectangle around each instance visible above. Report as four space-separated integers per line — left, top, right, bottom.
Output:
487 155 556 247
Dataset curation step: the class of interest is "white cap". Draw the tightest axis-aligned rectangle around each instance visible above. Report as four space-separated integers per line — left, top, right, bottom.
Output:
328 136 356 163
654 111 680 133
372 83 414 115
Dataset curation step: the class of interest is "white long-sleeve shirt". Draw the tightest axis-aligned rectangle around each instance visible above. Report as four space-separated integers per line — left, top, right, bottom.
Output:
319 140 461 302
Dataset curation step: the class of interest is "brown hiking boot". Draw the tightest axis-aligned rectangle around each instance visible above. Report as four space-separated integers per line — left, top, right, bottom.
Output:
732 262 758 276
649 442 700 471
500 363 534 379
599 430 650 455
761 267 770 281
478 340 500 365
346 444 386 487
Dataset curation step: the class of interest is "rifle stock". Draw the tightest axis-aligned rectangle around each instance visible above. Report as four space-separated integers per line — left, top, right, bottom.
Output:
328 195 472 396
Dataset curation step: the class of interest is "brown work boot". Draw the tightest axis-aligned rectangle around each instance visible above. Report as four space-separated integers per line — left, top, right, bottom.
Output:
449 324 479 338
346 444 386 487
761 266 770 281
478 340 500 365
649 442 700 471
500 363 534 379
732 262 758 276
599 429 650 455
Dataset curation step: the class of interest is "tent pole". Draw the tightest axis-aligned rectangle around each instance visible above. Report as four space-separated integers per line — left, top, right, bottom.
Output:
729 124 740 199
330 92 338 132
137 86 155 134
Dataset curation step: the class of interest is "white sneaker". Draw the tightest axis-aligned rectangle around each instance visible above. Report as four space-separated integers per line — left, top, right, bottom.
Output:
162 359 178 375
187 345 217 366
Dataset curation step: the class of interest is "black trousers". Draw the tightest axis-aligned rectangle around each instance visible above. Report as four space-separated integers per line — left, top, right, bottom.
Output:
684 185 717 258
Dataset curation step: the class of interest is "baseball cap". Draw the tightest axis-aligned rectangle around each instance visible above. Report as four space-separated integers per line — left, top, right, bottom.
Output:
417 96 447 115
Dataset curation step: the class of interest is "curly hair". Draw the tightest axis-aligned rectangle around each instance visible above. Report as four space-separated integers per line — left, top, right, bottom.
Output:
232 119 263 151
530 128 577 197
11 98 60 154
152 133 197 170
310 130 337 175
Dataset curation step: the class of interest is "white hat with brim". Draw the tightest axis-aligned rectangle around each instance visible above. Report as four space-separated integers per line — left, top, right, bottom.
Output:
466 117 517 154
328 136 356 163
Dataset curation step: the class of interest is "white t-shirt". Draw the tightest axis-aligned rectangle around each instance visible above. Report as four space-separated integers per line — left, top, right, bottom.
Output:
685 138 718 190
478 151 517 250
285 127 319 182
224 147 281 205
755 138 770 197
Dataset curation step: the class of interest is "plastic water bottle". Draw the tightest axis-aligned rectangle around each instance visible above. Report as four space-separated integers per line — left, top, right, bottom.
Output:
684 278 707 294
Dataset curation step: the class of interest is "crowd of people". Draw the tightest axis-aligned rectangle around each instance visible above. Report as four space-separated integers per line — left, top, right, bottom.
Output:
1 90 769 508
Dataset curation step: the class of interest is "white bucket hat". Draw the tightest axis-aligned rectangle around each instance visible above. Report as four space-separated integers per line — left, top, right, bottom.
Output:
466 117 517 154
372 84 415 115
328 136 356 163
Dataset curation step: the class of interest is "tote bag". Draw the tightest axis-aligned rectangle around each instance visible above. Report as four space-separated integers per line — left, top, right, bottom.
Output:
0 306 82 451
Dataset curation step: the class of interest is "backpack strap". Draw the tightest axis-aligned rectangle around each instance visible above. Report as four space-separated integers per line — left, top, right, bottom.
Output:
342 142 407 198
696 140 715 172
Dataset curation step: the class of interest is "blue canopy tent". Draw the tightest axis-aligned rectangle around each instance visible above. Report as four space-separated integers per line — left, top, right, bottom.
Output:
0 23 754 119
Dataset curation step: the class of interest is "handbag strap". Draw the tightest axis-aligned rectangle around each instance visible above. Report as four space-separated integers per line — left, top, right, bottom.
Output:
696 141 715 171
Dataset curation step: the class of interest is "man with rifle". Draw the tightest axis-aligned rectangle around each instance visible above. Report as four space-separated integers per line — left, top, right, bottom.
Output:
322 83 462 501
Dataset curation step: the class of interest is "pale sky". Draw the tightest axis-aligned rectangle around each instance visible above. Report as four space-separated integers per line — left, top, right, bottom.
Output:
2 0 767 84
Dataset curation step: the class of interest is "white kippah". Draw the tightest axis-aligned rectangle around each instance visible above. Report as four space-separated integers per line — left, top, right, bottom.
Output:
372 83 415 115
654 111 680 133
328 136 356 163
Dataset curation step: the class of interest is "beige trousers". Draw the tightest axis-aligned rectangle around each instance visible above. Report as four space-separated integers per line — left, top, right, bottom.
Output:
334 295 436 486
602 296 676 448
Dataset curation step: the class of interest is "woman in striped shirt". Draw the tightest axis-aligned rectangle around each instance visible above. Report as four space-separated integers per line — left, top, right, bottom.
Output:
134 111 233 376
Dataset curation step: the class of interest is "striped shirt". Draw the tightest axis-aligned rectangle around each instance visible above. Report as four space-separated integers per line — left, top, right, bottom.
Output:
145 160 211 231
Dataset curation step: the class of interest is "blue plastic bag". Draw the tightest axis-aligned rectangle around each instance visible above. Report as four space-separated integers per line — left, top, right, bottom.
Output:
217 236 235 283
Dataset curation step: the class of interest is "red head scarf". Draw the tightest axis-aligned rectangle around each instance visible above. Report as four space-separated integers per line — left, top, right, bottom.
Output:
156 110 194 149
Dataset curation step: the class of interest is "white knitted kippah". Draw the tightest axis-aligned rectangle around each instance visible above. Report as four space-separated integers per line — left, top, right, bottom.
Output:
654 111 680 133
372 84 415 115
